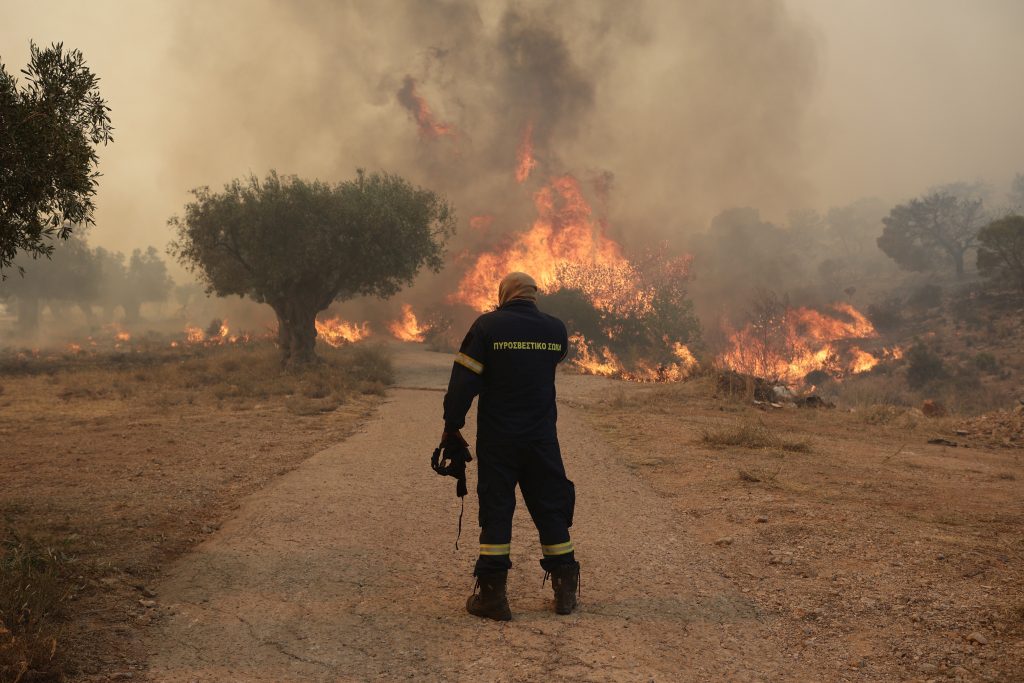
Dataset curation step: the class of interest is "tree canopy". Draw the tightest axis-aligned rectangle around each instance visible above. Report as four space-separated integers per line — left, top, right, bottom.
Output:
0 42 113 273
0 232 99 332
976 215 1024 294
877 191 985 277
170 170 455 364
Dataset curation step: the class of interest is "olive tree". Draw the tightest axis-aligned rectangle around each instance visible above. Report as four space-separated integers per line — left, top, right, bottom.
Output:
170 170 454 365
877 191 986 278
976 215 1024 294
121 247 173 322
0 232 100 333
0 42 113 273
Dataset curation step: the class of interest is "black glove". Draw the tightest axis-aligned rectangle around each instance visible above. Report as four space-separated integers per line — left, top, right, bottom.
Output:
432 428 472 497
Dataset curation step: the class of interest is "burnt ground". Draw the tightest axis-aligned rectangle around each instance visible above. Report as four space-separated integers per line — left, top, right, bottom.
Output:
136 347 1023 682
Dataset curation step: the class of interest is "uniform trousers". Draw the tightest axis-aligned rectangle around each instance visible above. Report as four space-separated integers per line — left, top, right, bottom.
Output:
474 435 576 575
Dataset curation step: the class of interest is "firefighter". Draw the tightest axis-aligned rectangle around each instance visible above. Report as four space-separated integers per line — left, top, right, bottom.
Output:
441 272 579 621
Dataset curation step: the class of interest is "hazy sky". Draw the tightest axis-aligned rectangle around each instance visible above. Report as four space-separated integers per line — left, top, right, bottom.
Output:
3 0 1023 258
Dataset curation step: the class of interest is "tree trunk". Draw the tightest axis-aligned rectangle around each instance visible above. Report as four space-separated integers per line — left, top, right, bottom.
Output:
953 250 965 278
273 302 319 368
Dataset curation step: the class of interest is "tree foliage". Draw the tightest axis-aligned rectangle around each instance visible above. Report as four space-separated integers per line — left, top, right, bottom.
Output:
0 42 113 272
122 247 173 321
877 192 986 277
976 215 1024 293
0 232 99 332
0 236 173 331
170 170 455 364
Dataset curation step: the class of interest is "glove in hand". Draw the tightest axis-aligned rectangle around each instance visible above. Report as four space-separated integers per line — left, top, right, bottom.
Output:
432 427 472 497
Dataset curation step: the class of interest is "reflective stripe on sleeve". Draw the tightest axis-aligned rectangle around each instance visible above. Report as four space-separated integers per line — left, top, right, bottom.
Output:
455 352 484 374
541 540 574 556
479 543 511 556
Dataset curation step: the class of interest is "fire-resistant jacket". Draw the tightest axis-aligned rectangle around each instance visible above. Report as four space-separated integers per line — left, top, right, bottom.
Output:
443 299 569 440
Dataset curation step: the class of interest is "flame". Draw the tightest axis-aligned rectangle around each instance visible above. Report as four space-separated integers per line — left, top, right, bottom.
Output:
884 346 904 360
515 122 537 183
717 303 884 384
316 317 371 346
185 325 205 343
569 334 699 383
848 346 879 374
396 76 456 139
568 333 622 377
115 330 131 342
453 175 640 313
388 304 431 342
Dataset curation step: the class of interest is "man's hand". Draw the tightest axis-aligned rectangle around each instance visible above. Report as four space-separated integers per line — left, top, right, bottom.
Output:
441 427 469 448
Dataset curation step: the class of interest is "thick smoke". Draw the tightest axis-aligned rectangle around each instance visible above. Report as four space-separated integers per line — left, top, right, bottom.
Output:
0 0 821 339
154 0 818 323
163 1 815 218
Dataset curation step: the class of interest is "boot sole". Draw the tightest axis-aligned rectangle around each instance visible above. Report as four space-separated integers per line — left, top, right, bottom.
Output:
468 609 512 621
466 596 512 621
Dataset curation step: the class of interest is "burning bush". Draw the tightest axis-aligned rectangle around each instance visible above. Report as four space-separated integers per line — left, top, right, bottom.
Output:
534 248 702 382
716 291 890 387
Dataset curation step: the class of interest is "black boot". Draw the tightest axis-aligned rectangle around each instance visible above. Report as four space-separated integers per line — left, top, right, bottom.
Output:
548 561 580 615
466 571 512 621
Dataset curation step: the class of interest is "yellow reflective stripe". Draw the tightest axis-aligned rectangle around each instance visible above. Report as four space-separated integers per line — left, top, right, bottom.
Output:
455 352 484 374
541 541 574 556
479 543 510 556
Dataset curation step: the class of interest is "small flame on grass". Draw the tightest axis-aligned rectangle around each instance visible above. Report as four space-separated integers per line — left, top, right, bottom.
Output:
316 318 371 346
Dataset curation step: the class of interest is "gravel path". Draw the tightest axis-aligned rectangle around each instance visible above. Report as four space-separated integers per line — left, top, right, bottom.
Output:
145 347 806 682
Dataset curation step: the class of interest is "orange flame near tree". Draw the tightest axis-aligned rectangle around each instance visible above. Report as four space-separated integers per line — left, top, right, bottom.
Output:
316 318 370 346
388 304 431 342
718 303 887 385
453 175 638 313
571 335 699 382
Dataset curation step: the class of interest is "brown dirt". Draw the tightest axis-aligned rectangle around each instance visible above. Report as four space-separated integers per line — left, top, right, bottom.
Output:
6 344 1022 681
584 379 1024 682
141 348 1024 682
0 346 383 680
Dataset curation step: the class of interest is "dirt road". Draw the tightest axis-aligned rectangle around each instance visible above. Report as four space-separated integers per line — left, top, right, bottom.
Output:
143 348 843 681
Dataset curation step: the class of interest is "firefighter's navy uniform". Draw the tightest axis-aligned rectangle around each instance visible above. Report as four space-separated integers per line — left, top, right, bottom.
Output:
443 298 576 576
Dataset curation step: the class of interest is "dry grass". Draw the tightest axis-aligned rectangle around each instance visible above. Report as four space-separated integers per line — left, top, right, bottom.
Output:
701 420 812 453
0 535 76 682
40 342 394 411
818 366 1018 417
0 340 392 681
